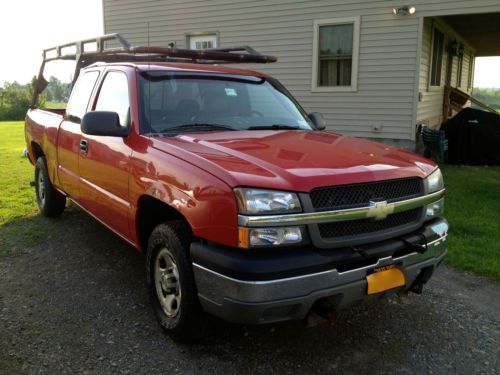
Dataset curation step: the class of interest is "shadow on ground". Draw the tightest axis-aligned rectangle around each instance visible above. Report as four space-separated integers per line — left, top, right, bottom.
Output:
1 206 499 374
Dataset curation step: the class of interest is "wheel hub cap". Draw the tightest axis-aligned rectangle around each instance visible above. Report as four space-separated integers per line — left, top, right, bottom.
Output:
37 172 46 204
154 248 181 317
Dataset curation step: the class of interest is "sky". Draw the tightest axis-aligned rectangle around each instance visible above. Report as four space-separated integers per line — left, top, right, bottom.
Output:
0 0 103 85
474 57 500 89
0 1 499 88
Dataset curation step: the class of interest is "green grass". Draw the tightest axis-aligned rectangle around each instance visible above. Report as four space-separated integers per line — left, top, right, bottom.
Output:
441 165 500 280
0 121 499 280
0 121 50 256
44 102 67 109
0 122 37 224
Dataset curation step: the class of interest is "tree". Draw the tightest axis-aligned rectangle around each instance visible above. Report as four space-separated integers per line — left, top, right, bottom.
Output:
472 87 500 113
45 76 71 103
0 76 46 121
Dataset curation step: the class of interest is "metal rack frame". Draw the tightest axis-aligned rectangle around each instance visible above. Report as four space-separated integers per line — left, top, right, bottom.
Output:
32 33 277 107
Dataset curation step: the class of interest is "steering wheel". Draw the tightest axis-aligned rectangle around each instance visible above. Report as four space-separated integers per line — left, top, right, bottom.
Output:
251 110 264 118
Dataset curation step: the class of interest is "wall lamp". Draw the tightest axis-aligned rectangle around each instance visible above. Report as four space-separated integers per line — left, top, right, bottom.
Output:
392 6 416 16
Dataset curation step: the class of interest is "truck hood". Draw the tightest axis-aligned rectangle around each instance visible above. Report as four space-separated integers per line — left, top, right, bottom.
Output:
152 130 436 192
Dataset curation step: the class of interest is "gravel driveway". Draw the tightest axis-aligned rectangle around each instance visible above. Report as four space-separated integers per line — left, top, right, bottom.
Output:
1 206 499 374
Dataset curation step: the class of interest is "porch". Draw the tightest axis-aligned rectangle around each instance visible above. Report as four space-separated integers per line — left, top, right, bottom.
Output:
416 12 500 128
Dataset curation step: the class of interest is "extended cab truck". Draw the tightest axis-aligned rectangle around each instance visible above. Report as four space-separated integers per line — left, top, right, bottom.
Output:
25 35 448 341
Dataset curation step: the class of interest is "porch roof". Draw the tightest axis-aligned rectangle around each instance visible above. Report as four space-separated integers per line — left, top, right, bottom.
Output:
442 12 500 56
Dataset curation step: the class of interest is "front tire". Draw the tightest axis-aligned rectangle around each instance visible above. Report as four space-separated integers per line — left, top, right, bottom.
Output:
146 221 208 342
34 156 66 217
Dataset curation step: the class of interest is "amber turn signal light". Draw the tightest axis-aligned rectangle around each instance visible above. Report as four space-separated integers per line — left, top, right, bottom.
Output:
238 227 250 249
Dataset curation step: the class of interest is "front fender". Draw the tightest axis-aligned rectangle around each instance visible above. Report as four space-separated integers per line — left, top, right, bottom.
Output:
129 146 238 248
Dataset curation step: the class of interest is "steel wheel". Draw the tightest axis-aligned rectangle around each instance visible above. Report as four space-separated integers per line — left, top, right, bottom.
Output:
34 156 65 217
147 222 209 341
154 248 181 318
37 170 46 206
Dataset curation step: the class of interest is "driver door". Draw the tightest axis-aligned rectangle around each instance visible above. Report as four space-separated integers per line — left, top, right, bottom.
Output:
78 70 133 238
57 71 100 199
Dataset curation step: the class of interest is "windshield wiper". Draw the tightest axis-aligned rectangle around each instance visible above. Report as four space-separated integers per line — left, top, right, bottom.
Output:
247 124 301 130
159 123 236 133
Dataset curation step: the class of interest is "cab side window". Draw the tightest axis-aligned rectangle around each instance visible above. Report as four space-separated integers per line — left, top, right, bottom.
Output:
95 71 130 126
66 71 100 122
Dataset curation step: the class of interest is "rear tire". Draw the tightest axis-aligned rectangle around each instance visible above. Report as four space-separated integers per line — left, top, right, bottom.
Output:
146 221 209 342
34 156 66 217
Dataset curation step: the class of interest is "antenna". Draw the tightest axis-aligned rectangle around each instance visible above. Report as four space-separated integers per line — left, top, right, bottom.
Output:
148 22 152 134
147 22 150 66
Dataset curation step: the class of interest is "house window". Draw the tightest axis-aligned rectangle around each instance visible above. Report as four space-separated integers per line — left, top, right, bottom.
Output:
467 53 475 90
188 34 218 50
457 52 463 88
430 28 444 86
312 17 360 92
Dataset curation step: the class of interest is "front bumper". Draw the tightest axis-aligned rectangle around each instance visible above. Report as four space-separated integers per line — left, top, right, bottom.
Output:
191 219 448 324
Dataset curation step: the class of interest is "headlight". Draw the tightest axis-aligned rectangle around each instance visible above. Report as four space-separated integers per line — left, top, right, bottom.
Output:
234 188 302 214
238 227 304 248
425 168 444 193
425 197 445 219
424 168 445 220
238 226 304 248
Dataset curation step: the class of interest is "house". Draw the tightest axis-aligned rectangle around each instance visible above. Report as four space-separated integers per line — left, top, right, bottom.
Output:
102 0 500 149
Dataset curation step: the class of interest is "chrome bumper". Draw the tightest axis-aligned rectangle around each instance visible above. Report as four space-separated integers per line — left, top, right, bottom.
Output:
193 220 448 324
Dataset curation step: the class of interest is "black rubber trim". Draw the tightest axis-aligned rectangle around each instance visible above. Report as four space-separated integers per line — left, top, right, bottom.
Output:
190 218 446 281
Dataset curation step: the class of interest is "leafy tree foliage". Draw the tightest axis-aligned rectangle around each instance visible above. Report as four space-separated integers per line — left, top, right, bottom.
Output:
0 79 35 121
472 87 500 111
44 77 71 103
0 76 69 120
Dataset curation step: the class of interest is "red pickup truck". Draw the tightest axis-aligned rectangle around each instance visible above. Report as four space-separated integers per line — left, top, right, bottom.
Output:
25 35 448 341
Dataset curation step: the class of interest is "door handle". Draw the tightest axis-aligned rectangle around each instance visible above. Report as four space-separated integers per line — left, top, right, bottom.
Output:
80 139 89 153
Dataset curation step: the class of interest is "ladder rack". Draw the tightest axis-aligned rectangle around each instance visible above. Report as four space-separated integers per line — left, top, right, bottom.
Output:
32 33 277 107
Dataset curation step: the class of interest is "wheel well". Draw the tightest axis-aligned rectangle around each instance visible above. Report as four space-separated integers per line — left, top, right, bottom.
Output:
30 142 44 161
136 196 189 251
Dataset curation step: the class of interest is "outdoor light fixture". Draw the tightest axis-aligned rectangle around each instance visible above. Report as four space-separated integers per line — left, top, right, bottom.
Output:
449 40 465 57
392 6 416 16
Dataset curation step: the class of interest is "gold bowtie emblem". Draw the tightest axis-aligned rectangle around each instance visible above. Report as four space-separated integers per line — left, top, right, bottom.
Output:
367 200 394 220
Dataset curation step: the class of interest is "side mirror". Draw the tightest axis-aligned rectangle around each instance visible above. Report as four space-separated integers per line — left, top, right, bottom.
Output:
308 112 326 130
81 111 130 137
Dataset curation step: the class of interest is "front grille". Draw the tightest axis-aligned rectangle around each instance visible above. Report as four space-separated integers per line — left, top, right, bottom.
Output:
318 208 422 239
310 178 424 212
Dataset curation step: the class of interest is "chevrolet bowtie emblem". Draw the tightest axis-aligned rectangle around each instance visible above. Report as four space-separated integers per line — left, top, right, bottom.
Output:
367 200 394 220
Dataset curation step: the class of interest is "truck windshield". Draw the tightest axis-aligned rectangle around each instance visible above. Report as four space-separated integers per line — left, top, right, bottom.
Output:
138 72 314 134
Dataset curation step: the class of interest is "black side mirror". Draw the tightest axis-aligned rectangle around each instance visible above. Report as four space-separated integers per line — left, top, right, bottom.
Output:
81 111 130 137
308 112 326 130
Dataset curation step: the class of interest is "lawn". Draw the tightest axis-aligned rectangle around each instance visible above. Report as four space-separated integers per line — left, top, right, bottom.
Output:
0 121 51 256
441 165 500 280
45 102 67 109
0 121 499 279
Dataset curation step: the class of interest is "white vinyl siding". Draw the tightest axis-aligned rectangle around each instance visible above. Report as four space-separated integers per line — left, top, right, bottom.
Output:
103 0 500 142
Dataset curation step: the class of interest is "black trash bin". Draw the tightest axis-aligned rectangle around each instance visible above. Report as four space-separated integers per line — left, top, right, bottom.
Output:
441 108 500 165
